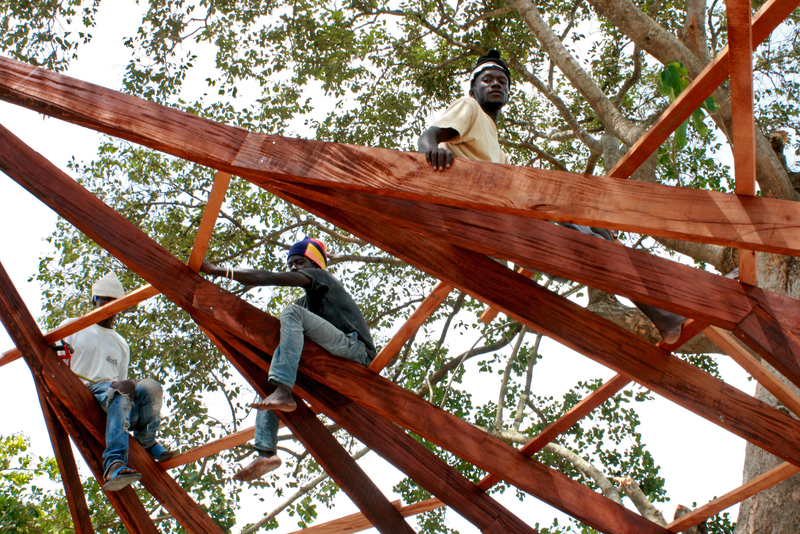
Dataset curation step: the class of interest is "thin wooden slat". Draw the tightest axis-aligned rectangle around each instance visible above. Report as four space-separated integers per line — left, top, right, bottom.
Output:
666 462 800 533
271 182 800 392
35 383 94 534
1 284 159 367
5 59 800 257
607 0 800 179
370 280 453 372
480 267 535 324
289 500 403 534
206 328 540 534
279 190 800 468
159 425 255 470
187 171 232 272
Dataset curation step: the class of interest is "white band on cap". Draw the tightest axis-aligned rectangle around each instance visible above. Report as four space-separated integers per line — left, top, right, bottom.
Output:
469 61 507 83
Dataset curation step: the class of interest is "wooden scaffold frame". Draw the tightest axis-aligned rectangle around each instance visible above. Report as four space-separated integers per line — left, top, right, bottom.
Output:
1 0 800 531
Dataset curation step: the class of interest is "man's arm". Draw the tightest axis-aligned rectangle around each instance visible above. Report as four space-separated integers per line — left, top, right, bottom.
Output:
417 126 459 171
201 261 310 287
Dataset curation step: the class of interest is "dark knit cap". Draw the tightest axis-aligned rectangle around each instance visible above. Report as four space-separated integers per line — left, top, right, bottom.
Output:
287 236 328 269
470 49 511 84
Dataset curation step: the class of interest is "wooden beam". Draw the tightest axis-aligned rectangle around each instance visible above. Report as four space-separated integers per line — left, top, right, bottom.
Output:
607 0 800 179
270 183 800 392
159 425 255 470
480 267 535 325
288 500 403 534
704 325 800 417
187 171 232 272
35 381 93 534
1 284 159 367
370 281 453 372
666 462 800 533
5 59 800 257
278 190 800 469
205 328 539 534
728 0 758 286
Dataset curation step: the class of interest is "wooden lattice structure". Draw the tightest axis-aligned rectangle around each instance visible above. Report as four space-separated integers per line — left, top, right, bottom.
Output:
1 0 800 531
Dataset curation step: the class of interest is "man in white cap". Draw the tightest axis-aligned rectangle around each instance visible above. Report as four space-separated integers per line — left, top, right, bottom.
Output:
60 272 173 491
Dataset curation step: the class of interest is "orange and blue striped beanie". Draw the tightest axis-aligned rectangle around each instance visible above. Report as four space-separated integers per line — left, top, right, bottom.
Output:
287 237 328 269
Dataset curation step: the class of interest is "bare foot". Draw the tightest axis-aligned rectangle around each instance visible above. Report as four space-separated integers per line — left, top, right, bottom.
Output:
251 384 296 412
233 455 282 482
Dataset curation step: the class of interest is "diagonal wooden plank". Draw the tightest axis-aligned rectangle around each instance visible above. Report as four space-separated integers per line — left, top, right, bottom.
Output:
370 280 453 372
35 381 94 534
607 0 800 179
1 284 159 367
274 188 800 468
187 171 232 272
269 182 800 391
666 462 800 533
4 60 800 256
205 328 539 534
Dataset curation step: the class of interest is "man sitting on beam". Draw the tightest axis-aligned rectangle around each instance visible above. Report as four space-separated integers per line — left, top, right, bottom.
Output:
60 272 174 491
417 49 686 344
201 236 377 481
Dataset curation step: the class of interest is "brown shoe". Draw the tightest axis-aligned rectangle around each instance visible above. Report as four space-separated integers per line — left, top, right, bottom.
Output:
233 455 282 482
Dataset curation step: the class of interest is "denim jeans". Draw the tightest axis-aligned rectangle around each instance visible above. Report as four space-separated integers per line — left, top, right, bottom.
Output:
89 378 163 474
254 305 370 452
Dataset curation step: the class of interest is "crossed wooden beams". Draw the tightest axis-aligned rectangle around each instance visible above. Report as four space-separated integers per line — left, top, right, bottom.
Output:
1 0 800 528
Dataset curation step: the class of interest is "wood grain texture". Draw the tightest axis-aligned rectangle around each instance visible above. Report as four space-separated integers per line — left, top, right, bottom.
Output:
370 281 453 371
159 425 255 470
4 58 800 256
277 190 800 469
187 171 231 271
35 371 93 533
734 305 800 390
607 0 800 179
704 325 800 417
1 284 159 367
480 267 535 324
666 462 800 533
205 327 540 534
270 182 800 391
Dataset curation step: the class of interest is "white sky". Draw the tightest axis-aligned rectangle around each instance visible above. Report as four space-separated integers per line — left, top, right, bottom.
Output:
0 2 757 532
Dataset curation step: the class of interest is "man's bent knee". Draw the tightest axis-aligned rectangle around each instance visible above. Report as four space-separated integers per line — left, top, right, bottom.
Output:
109 380 136 398
279 304 304 322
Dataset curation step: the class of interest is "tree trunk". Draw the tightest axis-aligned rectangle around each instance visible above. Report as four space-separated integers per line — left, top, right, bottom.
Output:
734 253 800 533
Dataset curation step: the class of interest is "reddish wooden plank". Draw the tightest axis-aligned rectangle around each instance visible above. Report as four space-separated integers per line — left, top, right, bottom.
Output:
734 305 800 387
272 183 800 338
277 190 800 469
4 60 800 256
159 425 255 470
270 183 800 391
35 383 94 534
206 329 540 534
1 284 159 367
666 462 800 533
607 0 800 179
187 171 232 272
370 281 453 372
480 267 535 324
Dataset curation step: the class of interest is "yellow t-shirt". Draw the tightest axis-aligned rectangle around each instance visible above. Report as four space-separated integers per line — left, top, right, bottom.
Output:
432 96 509 164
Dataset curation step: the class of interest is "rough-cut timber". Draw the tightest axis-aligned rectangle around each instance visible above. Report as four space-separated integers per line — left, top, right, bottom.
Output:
2 56 800 255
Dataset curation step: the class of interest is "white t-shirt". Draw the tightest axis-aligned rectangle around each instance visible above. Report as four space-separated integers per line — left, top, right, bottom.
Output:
60 319 130 385
432 96 510 164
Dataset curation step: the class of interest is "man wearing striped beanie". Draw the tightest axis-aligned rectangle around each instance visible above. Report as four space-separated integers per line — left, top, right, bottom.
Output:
201 236 376 481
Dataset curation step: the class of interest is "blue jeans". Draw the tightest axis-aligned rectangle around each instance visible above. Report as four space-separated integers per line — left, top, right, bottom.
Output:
255 305 370 452
89 378 163 475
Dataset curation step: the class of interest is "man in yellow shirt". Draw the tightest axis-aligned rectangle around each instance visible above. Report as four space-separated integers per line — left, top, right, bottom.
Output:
417 50 686 344
418 49 510 170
